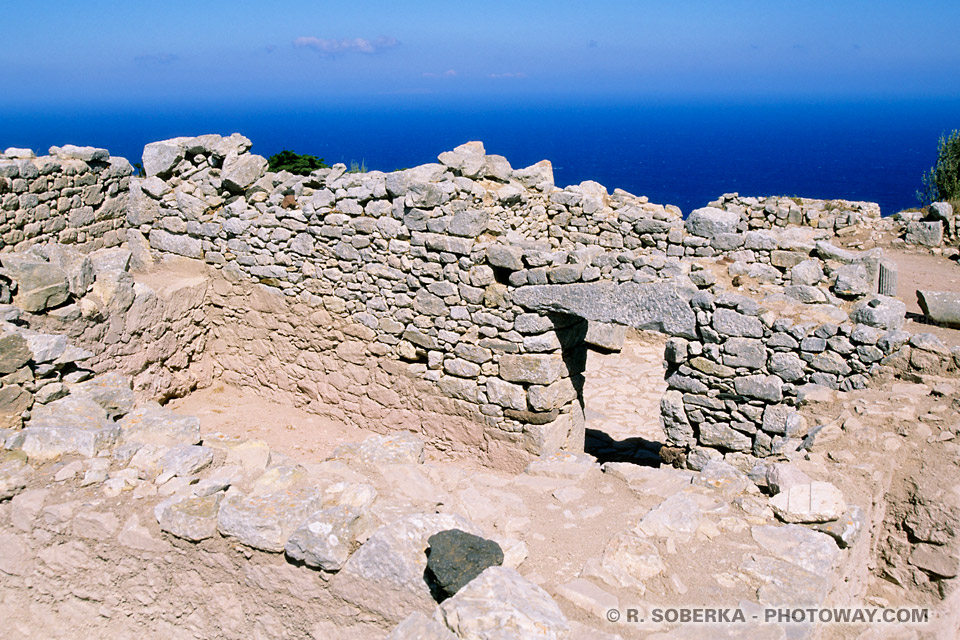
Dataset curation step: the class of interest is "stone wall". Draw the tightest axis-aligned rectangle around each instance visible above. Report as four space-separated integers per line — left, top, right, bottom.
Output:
707 193 882 232
3 133 959 467
0 146 133 253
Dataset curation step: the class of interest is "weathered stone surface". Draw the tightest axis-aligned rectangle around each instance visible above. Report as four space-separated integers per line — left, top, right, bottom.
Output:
284 505 372 571
525 451 598 479
812 505 864 548
722 337 766 369
426 529 504 600
637 492 704 541
851 295 905 331
699 422 752 451
905 220 943 246
751 524 840 574
586 529 664 589
0 459 30 501
0 333 32 375
513 281 697 339
713 308 764 338
70 372 134 419
791 260 823 286
686 207 740 238
770 482 846 523
437 566 569 640
499 354 567 385
1 256 70 312
332 513 480 623
584 321 626 351
217 484 324 552
22 395 119 459
485 378 526 411
334 432 425 466
221 153 268 192
156 493 222 541
142 140 184 177
909 542 958 578
119 404 201 447
917 290 960 328
734 375 783 402
148 229 203 259
161 444 215 477
387 612 458 640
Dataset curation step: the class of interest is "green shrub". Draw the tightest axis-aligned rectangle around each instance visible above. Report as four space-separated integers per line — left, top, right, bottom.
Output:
267 150 328 176
918 130 960 206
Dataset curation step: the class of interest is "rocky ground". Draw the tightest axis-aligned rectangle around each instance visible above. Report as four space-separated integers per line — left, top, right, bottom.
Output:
2 327 959 639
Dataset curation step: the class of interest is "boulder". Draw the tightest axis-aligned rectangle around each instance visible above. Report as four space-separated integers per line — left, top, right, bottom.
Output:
686 207 740 238
217 484 324 552
917 290 960 328
118 404 201 447
333 432 425 466
437 566 569 640
221 153 269 192
332 513 481 623
851 295 906 331
905 221 943 247
156 493 222 541
0 254 70 312
142 140 184 177
425 529 504 600
284 505 373 571
0 333 32 375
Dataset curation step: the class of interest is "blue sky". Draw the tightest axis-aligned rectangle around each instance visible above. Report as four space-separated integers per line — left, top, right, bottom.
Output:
2 0 959 106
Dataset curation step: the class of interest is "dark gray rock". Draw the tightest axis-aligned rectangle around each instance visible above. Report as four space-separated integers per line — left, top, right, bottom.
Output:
426 528 504 601
713 308 764 338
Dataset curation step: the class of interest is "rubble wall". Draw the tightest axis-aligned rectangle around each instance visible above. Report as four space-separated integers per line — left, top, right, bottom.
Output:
0 146 133 253
4 134 960 465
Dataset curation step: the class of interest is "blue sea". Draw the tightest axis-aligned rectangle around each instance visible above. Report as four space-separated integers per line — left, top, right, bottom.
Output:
2 98 957 216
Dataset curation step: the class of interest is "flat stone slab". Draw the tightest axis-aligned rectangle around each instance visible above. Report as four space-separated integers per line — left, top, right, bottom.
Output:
118 404 201 447
217 484 324 552
332 512 481 623
770 481 846 524
751 524 840 575
437 566 569 640
512 281 697 339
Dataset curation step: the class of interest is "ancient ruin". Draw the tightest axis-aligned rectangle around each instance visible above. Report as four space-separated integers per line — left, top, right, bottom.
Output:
1 136 959 638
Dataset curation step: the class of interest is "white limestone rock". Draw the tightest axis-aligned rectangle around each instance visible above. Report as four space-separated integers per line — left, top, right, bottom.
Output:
217 483 324 552
157 493 222 541
285 505 374 571
436 566 569 640
118 404 201 447
332 512 480 623
770 481 846 524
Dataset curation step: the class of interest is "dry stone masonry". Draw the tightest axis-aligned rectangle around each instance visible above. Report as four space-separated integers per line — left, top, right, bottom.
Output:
2 134 960 638
2 135 959 469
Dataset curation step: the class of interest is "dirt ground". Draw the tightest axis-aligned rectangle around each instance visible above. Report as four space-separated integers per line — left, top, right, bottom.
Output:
167 383 372 463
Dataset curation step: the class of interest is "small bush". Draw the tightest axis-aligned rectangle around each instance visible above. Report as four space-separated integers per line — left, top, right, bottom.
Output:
918 130 960 206
267 150 328 176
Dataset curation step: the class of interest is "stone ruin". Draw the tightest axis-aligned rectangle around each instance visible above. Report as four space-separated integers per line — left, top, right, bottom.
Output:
1 136 960 638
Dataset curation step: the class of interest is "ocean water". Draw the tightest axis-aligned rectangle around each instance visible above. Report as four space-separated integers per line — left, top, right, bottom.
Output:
2 98 957 216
